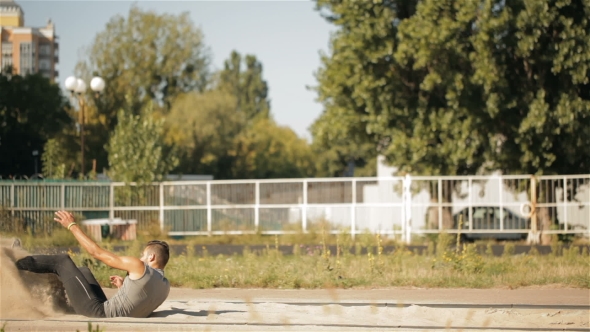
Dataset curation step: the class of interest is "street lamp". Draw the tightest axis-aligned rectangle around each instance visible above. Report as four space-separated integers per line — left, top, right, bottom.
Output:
64 75 105 176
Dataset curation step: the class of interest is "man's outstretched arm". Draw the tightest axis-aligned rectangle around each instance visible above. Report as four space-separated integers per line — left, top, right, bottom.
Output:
54 210 145 279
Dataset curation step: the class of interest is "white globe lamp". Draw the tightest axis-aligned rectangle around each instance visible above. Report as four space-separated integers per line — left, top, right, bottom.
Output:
74 79 86 94
90 76 106 92
64 76 78 92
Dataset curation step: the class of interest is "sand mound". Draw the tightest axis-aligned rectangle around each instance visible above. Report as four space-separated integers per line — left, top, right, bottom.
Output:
0 237 71 319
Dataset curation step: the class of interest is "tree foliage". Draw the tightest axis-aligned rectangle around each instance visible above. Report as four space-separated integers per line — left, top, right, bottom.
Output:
76 5 210 173
165 47 314 179
312 0 590 177
72 7 316 180
216 50 271 120
312 0 590 238
106 102 178 183
232 118 316 179
166 90 314 179
0 70 72 177
166 89 245 179
466 0 590 175
311 0 416 177
41 138 67 179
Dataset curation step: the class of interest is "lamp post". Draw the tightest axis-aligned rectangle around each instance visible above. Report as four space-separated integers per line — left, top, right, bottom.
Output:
64 76 105 176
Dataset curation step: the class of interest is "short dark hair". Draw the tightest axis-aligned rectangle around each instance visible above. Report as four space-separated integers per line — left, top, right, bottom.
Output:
146 240 170 267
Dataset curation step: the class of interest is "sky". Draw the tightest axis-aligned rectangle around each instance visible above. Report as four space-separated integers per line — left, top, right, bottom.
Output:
19 0 336 140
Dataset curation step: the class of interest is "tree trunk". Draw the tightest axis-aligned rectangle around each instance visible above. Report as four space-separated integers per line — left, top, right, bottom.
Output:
538 206 553 245
426 199 453 230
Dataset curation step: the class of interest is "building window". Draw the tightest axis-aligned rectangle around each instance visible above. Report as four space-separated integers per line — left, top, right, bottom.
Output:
1 42 12 73
39 44 52 56
20 42 36 75
1 42 11 55
39 59 51 70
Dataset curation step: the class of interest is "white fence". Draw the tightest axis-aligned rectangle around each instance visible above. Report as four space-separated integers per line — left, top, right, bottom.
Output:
1 174 589 243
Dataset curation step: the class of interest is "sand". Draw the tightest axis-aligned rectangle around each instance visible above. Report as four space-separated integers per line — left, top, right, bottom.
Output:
0 238 70 320
2 288 588 332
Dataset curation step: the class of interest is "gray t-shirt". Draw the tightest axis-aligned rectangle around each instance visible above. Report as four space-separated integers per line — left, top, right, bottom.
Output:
104 264 170 318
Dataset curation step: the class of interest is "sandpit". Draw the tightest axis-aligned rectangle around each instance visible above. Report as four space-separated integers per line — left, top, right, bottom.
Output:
0 238 70 320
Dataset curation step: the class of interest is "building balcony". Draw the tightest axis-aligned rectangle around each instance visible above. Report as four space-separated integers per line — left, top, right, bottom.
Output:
54 55 58 63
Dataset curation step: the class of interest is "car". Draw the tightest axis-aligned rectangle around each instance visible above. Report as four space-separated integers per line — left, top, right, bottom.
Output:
453 206 529 241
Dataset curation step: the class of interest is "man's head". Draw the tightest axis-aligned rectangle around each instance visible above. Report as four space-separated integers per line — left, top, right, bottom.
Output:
140 240 170 269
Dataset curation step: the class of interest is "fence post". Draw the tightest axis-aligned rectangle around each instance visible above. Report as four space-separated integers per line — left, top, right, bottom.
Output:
206 181 212 236
159 183 164 232
351 178 356 239
302 180 308 233
109 183 114 220
468 177 473 232
531 176 539 242
254 181 260 233
563 176 568 232
403 174 412 244
61 183 65 210
438 178 443 231
10 183 15 219
499 176 504 231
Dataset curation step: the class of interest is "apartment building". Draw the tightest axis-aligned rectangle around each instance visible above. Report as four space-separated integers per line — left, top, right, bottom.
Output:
0 0 58 81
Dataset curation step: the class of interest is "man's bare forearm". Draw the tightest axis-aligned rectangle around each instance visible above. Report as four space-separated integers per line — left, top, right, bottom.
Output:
69 224 103 258
54 210 103 257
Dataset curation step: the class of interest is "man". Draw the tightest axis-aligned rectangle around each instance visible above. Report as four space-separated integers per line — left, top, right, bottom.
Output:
15 210 170 318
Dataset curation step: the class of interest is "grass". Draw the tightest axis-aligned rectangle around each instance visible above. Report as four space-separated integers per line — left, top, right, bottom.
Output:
3 219 401 249
60 232 590 290
3 215 589 290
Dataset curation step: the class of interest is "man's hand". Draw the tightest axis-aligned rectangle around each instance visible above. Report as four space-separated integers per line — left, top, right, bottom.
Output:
109 275 124 289
54 210 76 229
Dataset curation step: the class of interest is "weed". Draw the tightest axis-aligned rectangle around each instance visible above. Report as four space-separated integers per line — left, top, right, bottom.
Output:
186 243 196 258
550 236 562 257
485 242 494 257
76 322 103 332
456 214 464 252
503 243 515 256
426 241 435 256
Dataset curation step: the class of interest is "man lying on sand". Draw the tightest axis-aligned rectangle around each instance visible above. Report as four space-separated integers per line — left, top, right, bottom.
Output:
14 210 170 318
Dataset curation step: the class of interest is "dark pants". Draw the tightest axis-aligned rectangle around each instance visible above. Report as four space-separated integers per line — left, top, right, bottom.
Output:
16 254 107 318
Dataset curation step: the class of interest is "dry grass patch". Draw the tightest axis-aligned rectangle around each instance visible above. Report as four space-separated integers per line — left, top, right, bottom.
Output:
62 232 590 290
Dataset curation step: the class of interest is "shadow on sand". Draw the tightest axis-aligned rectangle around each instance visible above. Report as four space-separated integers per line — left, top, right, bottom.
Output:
150 308 245 318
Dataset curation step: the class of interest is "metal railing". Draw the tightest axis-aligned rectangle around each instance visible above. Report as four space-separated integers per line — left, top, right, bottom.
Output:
1 174 588 243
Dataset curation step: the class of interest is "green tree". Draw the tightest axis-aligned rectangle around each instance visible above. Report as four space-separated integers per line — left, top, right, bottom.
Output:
167 90 315 179
311 0 417 177
0 69 72 177
167 50 286 179
310 110 377 177
217 50 271 120
314 0 589 175
76 4 211 173
166 90 245 179
232 118 316 179
468 0 590 175
41 139 67 179
467 0 590 241
106 102 178 183
312 0 590 235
